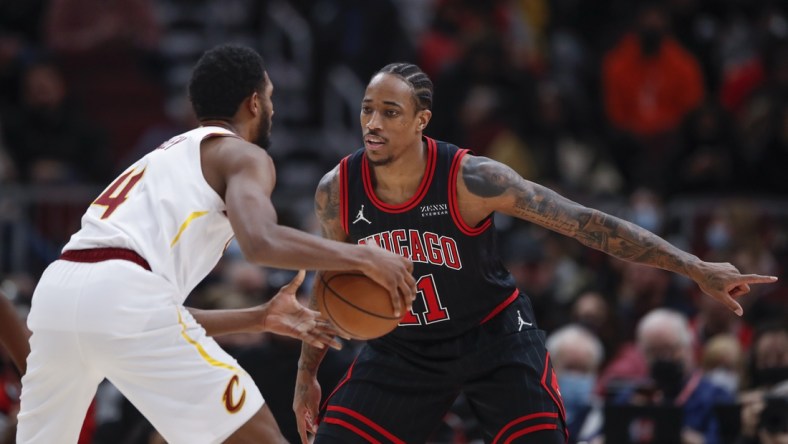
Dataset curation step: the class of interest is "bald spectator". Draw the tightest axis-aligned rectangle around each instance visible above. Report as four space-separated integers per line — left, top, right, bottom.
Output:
547 324 605 443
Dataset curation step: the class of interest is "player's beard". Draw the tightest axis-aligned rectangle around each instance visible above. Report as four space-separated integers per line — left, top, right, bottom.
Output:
256 112 272 150
367 155 394 167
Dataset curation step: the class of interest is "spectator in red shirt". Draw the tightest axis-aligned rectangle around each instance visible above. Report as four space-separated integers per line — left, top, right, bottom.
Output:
603 2 705 137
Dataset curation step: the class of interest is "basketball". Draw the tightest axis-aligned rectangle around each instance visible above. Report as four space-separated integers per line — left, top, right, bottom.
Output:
315 271 404 340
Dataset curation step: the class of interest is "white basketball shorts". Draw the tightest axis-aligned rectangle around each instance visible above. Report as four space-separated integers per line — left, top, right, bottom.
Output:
17 259 264 444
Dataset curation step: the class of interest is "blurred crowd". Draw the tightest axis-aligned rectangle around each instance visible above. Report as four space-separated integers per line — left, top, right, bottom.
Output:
0 0 786 443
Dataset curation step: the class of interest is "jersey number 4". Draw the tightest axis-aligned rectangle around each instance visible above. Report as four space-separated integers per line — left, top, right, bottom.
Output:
399 274 450 325
93 168 145 219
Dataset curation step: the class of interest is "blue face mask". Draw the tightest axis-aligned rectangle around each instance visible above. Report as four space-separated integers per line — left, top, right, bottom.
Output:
632 205 661 233
558 372 595 421
705 222 731 250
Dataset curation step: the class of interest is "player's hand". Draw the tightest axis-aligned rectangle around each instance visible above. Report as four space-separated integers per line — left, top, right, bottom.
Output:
261 270 342 350
294 370 322 444
690 261 778 316
359 243 417 317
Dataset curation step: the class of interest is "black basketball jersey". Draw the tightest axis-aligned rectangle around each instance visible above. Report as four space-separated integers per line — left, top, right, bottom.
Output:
340 137 519 344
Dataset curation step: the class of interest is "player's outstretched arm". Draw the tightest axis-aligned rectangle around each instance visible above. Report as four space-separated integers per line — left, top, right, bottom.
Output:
0 290 30 374
208 140 415 305
457 155 778 315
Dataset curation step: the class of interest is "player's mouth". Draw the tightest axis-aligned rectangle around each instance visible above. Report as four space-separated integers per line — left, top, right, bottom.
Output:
364 134 387 151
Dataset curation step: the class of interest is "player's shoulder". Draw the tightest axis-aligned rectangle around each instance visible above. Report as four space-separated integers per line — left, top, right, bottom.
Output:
317 162 341 196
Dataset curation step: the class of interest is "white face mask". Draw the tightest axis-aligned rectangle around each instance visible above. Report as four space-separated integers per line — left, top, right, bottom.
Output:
706 368 739 393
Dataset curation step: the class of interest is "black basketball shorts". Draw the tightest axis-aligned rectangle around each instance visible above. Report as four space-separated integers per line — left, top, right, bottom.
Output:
315 294 567 443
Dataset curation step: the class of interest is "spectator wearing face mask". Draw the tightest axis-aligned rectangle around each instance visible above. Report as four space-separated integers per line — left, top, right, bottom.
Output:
701 334 744 394
743 323 788 392
602 1 705 193
612 309 735 444
547 324 605 443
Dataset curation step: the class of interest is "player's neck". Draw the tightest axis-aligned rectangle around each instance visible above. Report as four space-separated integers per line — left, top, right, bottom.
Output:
370 139 427 203
200 119 243 139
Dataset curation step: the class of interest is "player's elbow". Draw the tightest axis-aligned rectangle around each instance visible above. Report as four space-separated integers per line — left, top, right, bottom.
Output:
236 226 278 264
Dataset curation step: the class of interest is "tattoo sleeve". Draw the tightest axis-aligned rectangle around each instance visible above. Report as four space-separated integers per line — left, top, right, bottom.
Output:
462 156 699 276
299 169 344 373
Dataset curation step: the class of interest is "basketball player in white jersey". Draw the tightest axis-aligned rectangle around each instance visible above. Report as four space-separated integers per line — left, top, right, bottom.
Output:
16 45 416 444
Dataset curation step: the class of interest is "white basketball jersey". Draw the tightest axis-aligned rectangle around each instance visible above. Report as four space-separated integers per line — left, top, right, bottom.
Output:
64 126 239 299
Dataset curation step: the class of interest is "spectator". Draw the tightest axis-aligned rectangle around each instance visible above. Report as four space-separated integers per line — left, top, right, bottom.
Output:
736 381 788 444
602 1 705 192
571 291 619 368
742 323 788 392
546 324 605 443
603 2 705 137
672 100 739 195
701 334 744 394
610 309 735 444
691 292 753 360
44 0 159 54
43 0 166 167
2 59 109 184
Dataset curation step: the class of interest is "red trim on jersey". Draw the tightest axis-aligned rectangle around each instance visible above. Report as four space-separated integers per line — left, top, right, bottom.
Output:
340 156 350 235
60 248 151 271
448 149 492 236
541 351 567 431
505 424 559 444
320 357 356 415
361 137 437 214
326 406 406 444
323 418 381 444
480 289 519 324
492 412 559 444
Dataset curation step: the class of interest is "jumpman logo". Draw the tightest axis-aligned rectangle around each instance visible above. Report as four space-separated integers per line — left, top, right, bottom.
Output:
353 204 372 224
517 310 532 331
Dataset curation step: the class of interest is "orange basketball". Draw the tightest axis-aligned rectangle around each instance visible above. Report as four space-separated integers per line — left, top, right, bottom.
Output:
315 271 403 340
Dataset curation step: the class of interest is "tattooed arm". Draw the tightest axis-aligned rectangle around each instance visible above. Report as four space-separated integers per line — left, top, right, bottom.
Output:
294 167 349 444
298 167 347 374
457 155 778 315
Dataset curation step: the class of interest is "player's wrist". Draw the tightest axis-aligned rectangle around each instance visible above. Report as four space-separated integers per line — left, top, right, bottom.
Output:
297 360 319 375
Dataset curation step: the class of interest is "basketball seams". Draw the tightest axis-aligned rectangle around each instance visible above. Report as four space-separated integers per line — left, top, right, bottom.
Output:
319 273 402 321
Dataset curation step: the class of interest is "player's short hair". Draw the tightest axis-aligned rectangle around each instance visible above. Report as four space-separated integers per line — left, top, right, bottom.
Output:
374 63 433 111
188 44 266 120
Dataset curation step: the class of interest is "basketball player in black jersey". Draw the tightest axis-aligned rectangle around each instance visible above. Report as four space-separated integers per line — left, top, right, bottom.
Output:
293 63 778 444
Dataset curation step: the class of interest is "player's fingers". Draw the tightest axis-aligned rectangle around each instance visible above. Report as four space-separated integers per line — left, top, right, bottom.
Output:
729 283 750 298
311 332 342 350
283 270 307 292
718 293 744 317
313 321 340 337
307 410 319 433
297 414 310 444
300 332 326 350
388 289 402 318
739 274 778 284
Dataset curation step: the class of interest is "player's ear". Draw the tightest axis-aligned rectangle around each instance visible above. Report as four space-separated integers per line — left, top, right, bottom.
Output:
417 109 432 132
248 92 260 116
